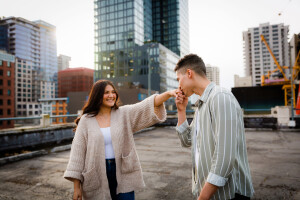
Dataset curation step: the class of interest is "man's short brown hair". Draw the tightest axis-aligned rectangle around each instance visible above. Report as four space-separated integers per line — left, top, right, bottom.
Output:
174 54 206 77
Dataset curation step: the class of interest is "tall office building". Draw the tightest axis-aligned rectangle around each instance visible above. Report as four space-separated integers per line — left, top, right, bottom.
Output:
206 64 220 85
94 0 189 107
35 20 58 99
243 23 290 86
151 0 189 57
0 17 58 123
58 54 71 71
0 50 15 129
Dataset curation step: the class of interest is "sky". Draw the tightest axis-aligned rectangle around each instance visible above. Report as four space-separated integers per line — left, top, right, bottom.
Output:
0 0 300 89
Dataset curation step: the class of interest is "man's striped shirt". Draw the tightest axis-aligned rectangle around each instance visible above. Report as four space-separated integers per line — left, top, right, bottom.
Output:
176 82 254 199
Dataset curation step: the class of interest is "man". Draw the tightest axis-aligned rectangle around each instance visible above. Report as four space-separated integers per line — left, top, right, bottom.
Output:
174 54 254 200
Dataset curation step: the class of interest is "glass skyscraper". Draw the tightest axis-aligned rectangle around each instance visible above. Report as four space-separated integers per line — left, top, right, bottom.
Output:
152 0 189 57
94 0 189 109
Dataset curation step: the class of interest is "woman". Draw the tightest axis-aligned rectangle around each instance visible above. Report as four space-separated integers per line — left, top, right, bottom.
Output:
64 80 176 200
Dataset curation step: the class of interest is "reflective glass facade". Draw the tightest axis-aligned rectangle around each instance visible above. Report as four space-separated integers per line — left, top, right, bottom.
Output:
0 17 57 101
94 0 189 108
152 0 189 57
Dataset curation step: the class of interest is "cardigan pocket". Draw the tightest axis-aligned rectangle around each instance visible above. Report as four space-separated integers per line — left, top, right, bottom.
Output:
121 148 140 174
82 167 100 192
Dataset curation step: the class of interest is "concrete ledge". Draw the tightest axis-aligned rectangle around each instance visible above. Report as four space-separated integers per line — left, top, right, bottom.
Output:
50 144 72 153
0 150 47 166
0 127 159 166
0 124 75 153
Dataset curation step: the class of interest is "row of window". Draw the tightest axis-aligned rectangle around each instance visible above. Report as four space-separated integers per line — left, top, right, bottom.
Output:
0 108 12 115
0 89 11 96
0 69 11 77
17 104 39 109
0 99 12 105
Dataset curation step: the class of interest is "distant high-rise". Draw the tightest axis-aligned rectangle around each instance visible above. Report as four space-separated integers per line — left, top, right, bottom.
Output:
243 23 290 86
0 17 58 123
94 0 189 108
151 0 189 57
58 54 71 71
206 64 220 85
289 33 300 78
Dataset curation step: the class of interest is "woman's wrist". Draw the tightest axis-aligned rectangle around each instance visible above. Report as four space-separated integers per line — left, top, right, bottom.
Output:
73 179 81 189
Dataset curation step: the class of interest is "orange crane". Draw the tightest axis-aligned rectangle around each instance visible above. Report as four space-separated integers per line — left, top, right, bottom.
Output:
260 34 300 107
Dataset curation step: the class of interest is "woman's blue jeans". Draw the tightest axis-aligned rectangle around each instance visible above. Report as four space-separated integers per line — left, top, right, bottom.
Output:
106 159 135 200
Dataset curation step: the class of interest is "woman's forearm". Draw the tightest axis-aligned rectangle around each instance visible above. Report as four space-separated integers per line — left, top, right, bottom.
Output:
154 91 174 107
73 179 81 189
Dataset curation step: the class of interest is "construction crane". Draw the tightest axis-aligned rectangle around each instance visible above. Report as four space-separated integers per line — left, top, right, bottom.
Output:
260 34 300 107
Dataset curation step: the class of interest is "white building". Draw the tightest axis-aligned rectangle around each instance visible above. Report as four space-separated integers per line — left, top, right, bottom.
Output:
206 64 220 85
243 23 290 86
289 33 300 72
190 64 220 105
58 54 71 71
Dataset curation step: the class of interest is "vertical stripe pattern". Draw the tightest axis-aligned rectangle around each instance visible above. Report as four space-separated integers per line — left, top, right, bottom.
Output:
176 82 254 199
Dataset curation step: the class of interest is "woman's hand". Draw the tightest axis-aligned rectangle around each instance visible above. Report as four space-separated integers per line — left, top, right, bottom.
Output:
154 90 176 107
73 179 82 200
175 88 188 111
168 89 177 97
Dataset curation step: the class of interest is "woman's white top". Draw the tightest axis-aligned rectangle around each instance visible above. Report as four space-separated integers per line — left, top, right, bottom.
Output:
100 127 115 159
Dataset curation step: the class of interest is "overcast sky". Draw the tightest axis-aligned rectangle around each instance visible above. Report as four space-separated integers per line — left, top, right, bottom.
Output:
1 0 300 89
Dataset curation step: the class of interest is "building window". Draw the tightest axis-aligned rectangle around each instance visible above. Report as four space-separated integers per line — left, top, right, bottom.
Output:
7 99 11 105
0 109 2 115
0 69 3 76
0 99 2 105
7 109 11 115
7 62 10 67
0 60 2 66
7 120 11 125
0 79 2 85
7 70 11 77
0 89 2 95
7 80 11 86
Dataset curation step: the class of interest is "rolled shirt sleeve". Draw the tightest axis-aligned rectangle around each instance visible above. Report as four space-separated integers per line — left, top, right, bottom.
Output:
176 119 192 148
207 92 238 187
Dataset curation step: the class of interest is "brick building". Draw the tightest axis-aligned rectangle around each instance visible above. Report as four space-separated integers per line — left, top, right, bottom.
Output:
0 50 15 129
58 67 94 97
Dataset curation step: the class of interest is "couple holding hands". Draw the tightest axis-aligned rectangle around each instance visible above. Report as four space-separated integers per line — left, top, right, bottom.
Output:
64 54 254 200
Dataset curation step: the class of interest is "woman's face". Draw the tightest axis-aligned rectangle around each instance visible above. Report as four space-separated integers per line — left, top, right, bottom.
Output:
102 85 117 108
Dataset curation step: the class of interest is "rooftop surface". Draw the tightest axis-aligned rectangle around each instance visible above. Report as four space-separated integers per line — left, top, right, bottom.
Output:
0 127 299 200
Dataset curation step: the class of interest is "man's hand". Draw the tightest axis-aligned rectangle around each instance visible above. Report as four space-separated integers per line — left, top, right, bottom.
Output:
175 88 188 111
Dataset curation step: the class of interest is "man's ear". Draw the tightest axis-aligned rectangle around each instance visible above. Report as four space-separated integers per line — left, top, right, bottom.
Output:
187 69 192 78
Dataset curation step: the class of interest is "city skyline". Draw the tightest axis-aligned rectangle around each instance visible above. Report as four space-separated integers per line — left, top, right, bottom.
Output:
1 0 300 89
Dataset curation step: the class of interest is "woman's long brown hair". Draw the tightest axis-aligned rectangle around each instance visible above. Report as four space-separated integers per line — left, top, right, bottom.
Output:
73 80 119 131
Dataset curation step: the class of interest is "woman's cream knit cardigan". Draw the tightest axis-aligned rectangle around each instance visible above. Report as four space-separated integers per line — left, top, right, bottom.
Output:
63 94 167 199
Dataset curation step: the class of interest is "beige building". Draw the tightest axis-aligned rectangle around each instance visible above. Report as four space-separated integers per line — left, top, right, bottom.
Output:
289 33 300 75
58 54 71 71
206 64 220 85
234 75 252 87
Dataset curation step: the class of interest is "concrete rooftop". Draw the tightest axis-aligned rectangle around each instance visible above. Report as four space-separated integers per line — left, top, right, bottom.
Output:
0 127 299 200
